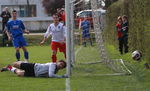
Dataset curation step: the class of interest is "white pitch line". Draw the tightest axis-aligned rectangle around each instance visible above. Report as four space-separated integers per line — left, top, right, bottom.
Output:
65 46 83 91
75 46 83 56
65 78 71 91
120 59 132 74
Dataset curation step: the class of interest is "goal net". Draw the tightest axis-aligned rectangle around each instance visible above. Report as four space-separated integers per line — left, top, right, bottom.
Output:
65 0 132 77
65 0 149 90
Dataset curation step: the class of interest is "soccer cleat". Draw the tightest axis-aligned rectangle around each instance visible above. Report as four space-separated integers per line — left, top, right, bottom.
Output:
1 67 8 72
1 64 12 72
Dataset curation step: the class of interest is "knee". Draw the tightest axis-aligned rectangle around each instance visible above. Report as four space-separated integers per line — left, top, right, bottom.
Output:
22 47 27 52
52 51 57 55
16 72 24 77
16 48 20 52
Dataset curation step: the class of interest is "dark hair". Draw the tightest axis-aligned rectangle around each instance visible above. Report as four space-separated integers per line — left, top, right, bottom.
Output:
58 60 67 68
117 16 122 21
122 15 128 20
52 13 59 17
12 10 17 13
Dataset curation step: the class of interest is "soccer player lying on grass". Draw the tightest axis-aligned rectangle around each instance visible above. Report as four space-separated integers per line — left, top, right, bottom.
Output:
1 60 68 78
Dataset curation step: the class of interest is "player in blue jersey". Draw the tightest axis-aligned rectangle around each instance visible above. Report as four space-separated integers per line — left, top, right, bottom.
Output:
6 10 29 62
81 16 93 47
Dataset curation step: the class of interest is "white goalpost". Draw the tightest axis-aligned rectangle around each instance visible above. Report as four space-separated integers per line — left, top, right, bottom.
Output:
65 0 72 77
65 0 72 91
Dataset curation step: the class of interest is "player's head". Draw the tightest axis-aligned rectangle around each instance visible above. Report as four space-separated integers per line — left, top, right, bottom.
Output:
122 15 128 22
12 10 17 19
57 60 66 70
117 16 122 24
4 7 8 11
52 13 59 23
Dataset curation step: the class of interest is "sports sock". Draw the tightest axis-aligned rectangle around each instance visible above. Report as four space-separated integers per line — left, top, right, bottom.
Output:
16 52 20 61
90 41 93 46
7 65 16 73
52 54 57 63
83 42 86 47
24 51 29 60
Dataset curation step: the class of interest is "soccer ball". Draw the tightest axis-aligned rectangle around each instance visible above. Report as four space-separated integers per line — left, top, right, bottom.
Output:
132 50 142 61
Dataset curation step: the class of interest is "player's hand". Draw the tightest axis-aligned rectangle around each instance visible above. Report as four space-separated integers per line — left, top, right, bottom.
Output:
8 36 12 41
60 40 65 44
62 74 69 78
26 30 30 34
40 41 45 45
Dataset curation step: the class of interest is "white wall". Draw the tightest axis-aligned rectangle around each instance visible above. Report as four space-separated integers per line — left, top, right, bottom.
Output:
0 17 53 31
0 0 52 31
0 0 48 17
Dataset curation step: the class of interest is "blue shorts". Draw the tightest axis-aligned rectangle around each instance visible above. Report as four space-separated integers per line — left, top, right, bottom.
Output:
82 30 90 38
12 36 27 48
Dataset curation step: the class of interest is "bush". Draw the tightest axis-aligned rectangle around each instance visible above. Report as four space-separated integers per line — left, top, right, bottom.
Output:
104 0 150 63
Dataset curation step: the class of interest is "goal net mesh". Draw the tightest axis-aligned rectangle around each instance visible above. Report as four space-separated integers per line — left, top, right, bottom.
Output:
70 0 132 76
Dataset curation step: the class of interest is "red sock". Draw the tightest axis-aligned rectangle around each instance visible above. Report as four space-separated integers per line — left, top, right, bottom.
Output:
52 55 57 63
8 65 16 73
7 65 12 70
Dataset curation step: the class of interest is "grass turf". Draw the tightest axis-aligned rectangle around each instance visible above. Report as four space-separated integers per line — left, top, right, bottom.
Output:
71 45 150 91
0 45 150 91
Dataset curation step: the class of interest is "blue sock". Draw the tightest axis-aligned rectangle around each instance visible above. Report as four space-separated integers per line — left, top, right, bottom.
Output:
90 41 93 46
24 51 29 59
16 52 20 61
83 42 86 47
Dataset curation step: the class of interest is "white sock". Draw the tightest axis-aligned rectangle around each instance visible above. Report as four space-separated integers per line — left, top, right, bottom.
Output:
8 66 17 73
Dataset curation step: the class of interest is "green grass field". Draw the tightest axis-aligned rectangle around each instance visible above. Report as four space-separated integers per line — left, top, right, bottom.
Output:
0 45 150 91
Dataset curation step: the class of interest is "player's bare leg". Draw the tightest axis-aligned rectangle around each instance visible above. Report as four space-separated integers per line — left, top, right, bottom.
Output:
15 69 25 77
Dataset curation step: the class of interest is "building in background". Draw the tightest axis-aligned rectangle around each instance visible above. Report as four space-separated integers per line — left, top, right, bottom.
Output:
0 0 52 32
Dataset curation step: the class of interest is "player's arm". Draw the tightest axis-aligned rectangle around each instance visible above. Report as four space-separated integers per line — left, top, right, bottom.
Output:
48 63 68 78
49 70 68 78
59 25 66 44
6 31 12 41
24 29 30 34
6 22 12 41
40 37 48 45
20 20 30 34
40 26 51 45
49 74 68 78
80 21 83 29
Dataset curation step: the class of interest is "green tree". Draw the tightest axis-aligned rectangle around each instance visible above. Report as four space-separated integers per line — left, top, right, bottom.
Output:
104 0 118 8
42 0 65 15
